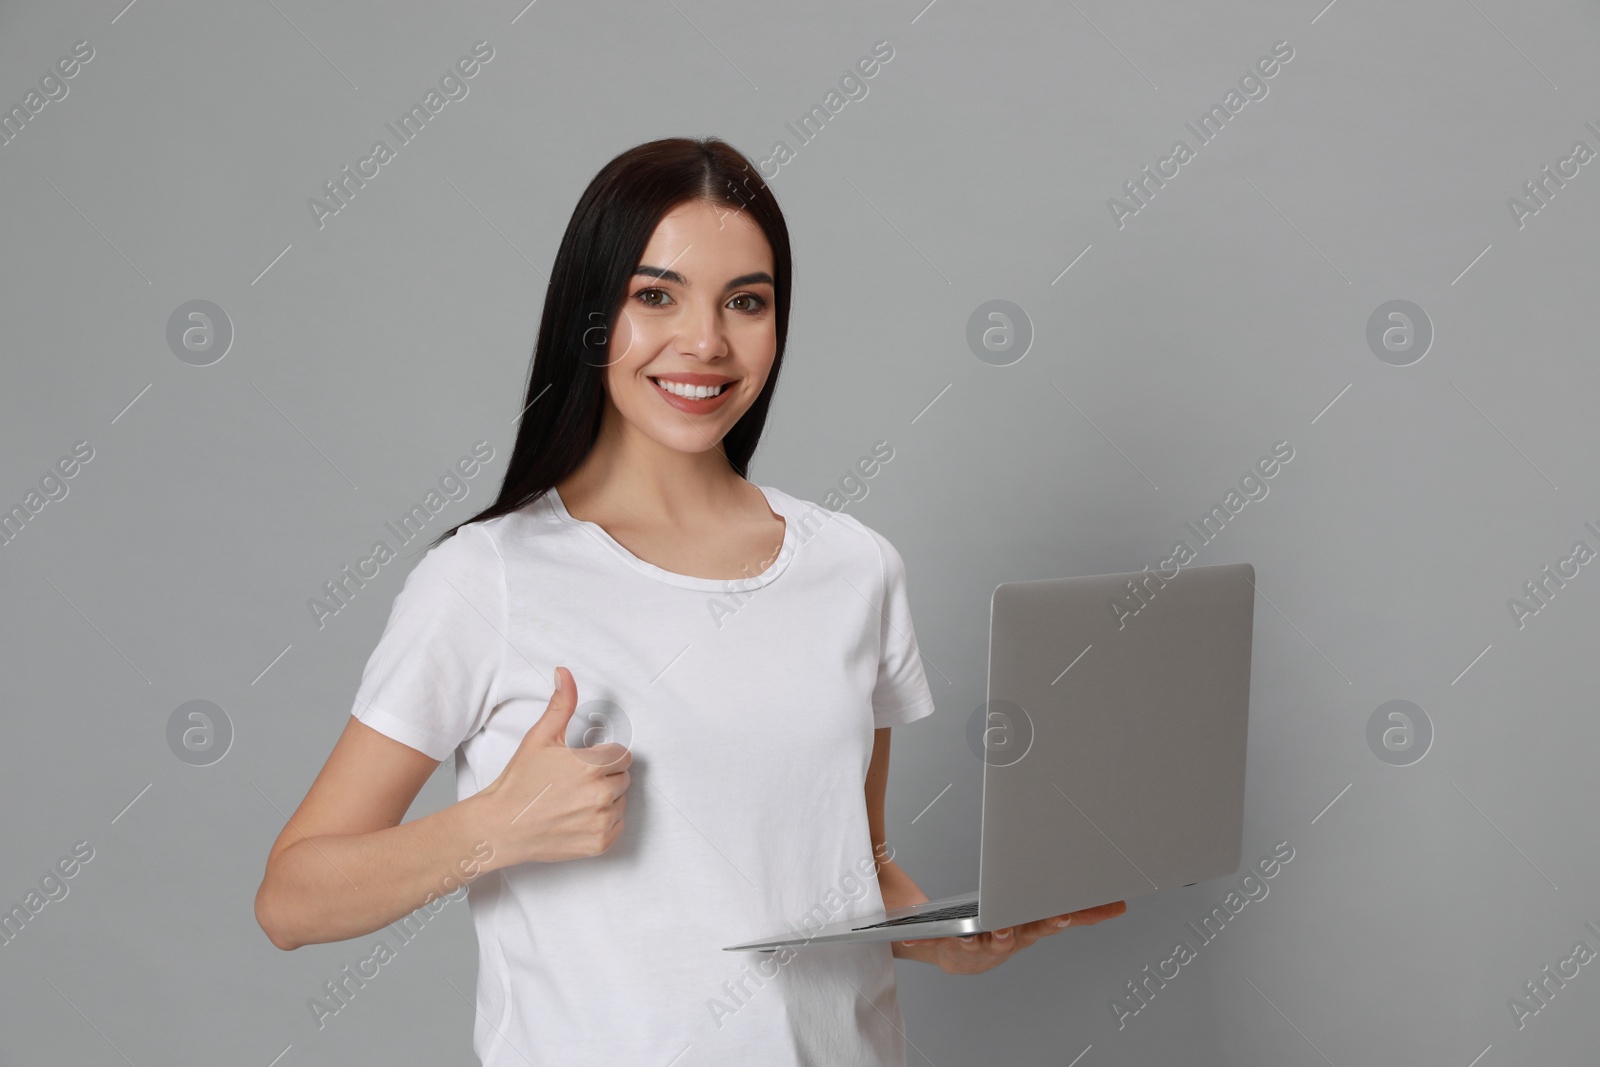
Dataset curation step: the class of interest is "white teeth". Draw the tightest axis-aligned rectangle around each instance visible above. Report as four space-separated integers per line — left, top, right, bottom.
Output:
653 378 727 400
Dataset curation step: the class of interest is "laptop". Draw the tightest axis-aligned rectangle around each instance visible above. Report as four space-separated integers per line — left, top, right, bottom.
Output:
723 561 1256 951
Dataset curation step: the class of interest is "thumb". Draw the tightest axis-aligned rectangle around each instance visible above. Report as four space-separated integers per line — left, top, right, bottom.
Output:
525 665 579 746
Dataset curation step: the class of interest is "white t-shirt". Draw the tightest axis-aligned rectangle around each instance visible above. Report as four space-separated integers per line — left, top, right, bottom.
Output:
349 482 937 1066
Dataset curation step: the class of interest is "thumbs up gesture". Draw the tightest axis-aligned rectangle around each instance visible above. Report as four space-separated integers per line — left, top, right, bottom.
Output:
476 667 633 865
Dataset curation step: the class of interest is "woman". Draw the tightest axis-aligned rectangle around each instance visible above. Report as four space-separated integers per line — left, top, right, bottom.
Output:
254 137 1124 1065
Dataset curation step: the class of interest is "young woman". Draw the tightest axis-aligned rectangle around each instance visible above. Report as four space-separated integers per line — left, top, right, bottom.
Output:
254 137 1124 1065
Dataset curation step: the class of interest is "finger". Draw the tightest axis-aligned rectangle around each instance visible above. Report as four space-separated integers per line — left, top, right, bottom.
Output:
526 666 579 745
990 929 1023 950
587 742 633 772
1071 900 1128 924
1018 916 1064 938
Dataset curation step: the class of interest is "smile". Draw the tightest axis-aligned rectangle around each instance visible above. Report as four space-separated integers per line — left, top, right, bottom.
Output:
649 376 736 414
650 377 730 399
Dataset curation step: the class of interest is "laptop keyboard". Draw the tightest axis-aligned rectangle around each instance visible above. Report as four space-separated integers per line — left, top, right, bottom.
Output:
851 899 978 930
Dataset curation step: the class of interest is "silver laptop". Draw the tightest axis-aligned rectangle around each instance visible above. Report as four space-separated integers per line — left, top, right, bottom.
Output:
724 561 1256 951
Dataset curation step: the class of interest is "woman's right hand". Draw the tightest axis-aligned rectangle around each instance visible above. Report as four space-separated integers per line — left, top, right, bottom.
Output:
474 666 632 866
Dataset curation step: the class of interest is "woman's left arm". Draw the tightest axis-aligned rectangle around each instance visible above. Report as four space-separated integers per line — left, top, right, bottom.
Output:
865 727 1126 975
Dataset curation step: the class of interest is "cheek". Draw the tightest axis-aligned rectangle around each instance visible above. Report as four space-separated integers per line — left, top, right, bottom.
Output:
740 343 778 390
606 310 645 368
608 370 661 425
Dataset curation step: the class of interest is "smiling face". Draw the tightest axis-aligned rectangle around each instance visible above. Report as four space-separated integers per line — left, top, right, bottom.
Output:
597 199 778 456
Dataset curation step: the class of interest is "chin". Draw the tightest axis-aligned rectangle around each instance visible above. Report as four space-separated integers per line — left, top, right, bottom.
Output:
623 409 726 453
668 421 737 452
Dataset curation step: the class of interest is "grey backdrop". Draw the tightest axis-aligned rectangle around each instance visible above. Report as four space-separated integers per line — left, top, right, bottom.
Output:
3 0 1598 1063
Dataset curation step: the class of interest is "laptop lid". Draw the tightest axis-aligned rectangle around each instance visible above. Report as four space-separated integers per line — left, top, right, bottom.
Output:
975 561 1255 931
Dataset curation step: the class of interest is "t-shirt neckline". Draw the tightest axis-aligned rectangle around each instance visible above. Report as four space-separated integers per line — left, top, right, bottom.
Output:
543 483 797 592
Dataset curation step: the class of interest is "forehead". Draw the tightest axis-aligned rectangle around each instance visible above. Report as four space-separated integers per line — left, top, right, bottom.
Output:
639 201 772 272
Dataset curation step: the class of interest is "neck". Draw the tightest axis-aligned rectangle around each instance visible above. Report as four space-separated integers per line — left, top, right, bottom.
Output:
558 400 744 527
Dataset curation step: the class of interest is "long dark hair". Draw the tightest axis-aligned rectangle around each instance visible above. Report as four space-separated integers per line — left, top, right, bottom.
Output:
433 137 793 548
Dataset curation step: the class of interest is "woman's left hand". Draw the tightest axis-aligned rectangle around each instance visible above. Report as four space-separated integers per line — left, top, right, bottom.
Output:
896 900 1127 975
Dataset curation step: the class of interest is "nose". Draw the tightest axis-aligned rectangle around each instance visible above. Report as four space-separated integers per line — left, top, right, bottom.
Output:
678 297 728 360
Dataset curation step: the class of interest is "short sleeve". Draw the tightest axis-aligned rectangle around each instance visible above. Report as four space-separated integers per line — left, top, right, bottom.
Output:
866 527 937 728
349 523 505 761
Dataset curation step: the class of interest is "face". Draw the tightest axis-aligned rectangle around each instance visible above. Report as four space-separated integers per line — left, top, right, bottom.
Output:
598 199 777 455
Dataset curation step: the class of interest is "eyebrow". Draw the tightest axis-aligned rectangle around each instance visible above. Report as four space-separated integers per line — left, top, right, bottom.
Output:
632 266 774 291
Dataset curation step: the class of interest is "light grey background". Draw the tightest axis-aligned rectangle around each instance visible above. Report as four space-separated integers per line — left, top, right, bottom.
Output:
3 0 1597 1063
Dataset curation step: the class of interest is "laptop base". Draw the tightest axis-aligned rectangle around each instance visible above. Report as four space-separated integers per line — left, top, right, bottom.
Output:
724 892 982 951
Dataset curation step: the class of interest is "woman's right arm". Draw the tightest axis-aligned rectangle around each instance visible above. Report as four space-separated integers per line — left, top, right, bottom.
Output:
255 665 629 950
253 715 499 950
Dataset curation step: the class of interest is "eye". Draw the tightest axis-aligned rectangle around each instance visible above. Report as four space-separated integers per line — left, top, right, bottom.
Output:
634 287 672 307
729 293 768 313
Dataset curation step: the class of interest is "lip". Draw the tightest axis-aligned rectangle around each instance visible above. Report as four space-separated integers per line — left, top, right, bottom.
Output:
649 375 735 414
